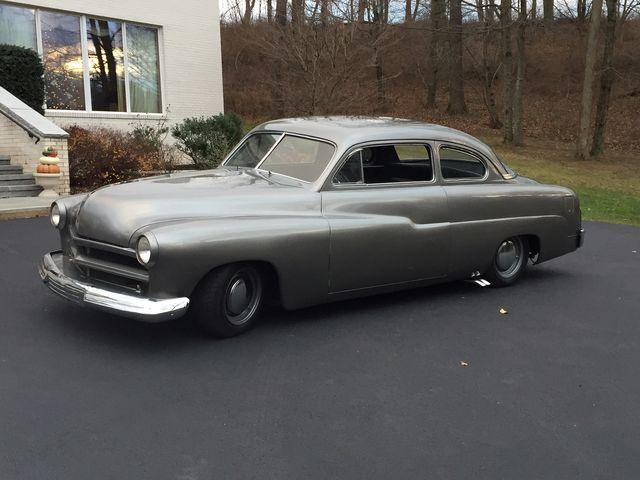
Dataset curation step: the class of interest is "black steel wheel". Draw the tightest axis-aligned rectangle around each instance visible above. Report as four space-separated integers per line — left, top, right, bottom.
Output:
485 236 528 287
191 264 263 338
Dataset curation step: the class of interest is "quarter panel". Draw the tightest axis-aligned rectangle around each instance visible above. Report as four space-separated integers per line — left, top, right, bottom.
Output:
444 183 577 277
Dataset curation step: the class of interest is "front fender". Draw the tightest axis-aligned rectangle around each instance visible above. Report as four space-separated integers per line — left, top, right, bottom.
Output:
143 216 331 310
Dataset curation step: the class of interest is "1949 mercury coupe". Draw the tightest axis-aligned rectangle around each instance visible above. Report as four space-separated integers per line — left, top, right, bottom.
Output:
39 117 584 337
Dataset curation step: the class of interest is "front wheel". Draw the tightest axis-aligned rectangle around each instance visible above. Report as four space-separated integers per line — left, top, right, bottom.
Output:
191 264 263 338
485 236 528 287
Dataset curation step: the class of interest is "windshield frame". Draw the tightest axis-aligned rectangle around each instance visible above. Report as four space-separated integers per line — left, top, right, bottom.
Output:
254 132 338 184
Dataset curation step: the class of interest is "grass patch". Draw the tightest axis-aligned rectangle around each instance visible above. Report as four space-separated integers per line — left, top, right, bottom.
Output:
482 134 640 226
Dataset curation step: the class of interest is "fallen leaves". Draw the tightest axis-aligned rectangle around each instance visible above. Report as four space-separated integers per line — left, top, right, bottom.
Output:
499 307 508 315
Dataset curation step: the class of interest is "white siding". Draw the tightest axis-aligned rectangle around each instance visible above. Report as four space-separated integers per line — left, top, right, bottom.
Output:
3 0 224 132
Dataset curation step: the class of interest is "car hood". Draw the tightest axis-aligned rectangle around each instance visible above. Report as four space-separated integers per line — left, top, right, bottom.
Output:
75 168 320 246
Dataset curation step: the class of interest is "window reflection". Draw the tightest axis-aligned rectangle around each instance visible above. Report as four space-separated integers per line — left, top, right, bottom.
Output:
0 4 36 50
127 24 161 113
41 11 85 110
87 18 125 111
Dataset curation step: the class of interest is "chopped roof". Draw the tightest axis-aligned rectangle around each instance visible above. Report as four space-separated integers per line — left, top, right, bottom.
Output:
253 116 497 160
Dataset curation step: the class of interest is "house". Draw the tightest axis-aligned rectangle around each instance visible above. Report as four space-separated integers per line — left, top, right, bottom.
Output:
0 0 223 196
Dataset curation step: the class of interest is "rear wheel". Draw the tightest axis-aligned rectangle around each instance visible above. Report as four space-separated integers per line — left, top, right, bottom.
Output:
191 264 263 338
485 236 528 287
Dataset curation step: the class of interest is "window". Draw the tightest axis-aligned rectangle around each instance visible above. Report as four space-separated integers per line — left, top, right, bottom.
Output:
41 11 85 111
226 133 280 168
0 3 162 113
0 4 36 50
440 146 486 180
86 18 125 112
127 24 162 113
333 144 433 185
259 135 335 182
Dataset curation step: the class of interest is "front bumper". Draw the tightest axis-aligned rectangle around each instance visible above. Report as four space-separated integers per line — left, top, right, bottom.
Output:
39 251 189 322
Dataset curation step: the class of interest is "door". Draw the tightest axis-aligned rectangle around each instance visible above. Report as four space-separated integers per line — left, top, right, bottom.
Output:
321 143 450 293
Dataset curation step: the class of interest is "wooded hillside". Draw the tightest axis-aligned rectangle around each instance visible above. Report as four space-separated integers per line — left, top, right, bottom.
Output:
220 0 640 156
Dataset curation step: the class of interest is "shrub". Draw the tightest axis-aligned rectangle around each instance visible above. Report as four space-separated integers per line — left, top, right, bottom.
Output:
171 112 244 169
0 44 44 114
67 126 164 192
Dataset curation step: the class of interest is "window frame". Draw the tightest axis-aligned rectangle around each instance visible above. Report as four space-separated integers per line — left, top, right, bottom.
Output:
1 3 165 116
437 143 491 183
326 140 437 190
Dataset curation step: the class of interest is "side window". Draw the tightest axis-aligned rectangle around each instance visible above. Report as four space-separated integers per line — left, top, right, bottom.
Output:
333 144 433 185
440 146 486 180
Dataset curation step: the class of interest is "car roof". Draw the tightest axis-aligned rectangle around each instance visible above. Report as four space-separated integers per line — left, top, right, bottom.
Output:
253 116 498 160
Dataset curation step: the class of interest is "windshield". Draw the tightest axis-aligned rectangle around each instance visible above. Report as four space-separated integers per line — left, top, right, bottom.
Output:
225 133 280 168
258 135 335 182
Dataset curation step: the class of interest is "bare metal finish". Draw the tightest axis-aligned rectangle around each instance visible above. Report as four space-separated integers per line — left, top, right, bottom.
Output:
38 117 583 325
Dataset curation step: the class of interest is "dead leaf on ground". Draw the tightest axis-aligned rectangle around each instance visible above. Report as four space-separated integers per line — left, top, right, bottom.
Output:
460 361 469 368
499 308 508 315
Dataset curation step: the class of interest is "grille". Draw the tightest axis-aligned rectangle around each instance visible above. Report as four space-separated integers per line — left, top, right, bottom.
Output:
68 234 148 294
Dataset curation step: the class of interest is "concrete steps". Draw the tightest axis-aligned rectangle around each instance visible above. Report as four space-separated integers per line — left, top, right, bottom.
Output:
0 156 43 198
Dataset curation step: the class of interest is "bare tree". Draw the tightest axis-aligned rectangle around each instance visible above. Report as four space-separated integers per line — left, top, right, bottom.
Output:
243 0 258 24
448 0 467 113
267 0 273 22
591 0 619 156
512 0 526 145
501 0 514 143
543 0 554 24
576 0 604 159
531 0 537 19
426 0 445 107
271 0 287 117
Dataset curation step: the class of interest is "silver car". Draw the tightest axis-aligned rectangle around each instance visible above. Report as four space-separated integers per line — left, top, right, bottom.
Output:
39 117 584 337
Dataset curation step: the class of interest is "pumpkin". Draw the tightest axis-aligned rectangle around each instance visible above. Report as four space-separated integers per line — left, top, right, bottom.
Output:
49 164 60 174
37 164 48 173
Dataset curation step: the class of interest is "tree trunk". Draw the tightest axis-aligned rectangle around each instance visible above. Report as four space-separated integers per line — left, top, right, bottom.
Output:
591 0 618 156
405 0 412 22
271 0 287 118
291 0 303 26
512 0 526 145
267 0 273 22
476 0 485 22
501 0 514 143
447 0 467 113
482 24 502 128
320 0 329 24
577 0 587 22
575 0 603 159
426 0 444 107
357 0 366 21
543 0 553 25
531 0 537 20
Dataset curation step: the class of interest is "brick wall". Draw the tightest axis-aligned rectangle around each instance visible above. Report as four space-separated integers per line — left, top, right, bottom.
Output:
0 115 70 195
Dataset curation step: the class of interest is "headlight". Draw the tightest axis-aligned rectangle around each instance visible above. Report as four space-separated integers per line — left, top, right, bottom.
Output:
136 235 153 266
50 202 66 229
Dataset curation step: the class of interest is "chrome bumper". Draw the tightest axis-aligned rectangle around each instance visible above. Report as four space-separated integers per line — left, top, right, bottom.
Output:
39 251 189 322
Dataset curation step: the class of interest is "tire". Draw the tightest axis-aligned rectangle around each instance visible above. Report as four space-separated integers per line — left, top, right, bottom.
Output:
191 263 263 338
484 236 528 287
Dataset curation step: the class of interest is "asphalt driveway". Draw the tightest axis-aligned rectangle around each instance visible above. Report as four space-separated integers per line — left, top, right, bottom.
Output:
1 218 639 479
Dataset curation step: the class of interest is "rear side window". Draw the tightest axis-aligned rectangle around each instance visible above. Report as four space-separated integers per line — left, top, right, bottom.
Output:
333 144 433 185
440 147 486 180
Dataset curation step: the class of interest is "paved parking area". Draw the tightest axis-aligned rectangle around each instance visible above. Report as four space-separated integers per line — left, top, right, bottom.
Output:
1 218 639 479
